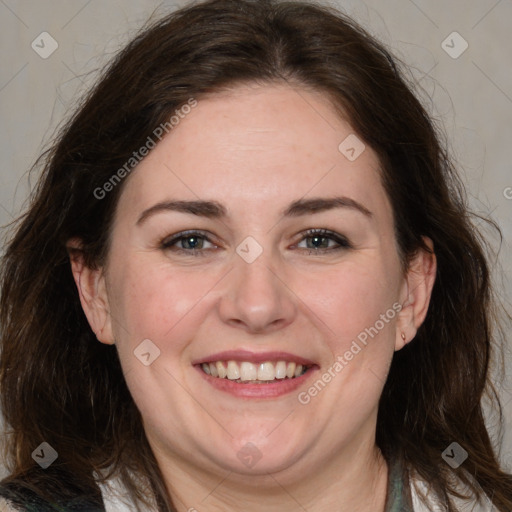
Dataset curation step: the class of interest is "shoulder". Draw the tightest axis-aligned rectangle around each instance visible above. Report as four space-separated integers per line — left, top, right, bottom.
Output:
0 497 20 512
0 478 105 512
409 472 494 511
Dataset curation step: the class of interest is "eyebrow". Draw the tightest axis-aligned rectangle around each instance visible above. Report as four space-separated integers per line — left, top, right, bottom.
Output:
137 200 227 225
283 197 372 218
136 196 372 225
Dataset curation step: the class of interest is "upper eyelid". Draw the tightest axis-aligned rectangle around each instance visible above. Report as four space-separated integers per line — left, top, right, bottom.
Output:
160 230 217 248
294 230 351 248
297 228 350 242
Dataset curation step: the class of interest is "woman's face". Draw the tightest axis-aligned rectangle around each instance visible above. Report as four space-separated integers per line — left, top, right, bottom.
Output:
76 83 434 485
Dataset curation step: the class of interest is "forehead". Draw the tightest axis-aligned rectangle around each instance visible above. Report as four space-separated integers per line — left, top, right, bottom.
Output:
117 83 390 223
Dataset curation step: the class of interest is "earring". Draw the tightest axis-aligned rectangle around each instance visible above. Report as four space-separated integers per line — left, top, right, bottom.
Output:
401 332 406 341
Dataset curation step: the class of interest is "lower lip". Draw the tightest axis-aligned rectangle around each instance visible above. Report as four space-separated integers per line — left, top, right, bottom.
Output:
195 365 318 399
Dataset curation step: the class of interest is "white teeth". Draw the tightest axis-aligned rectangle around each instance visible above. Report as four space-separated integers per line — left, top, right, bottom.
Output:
227 360 240 380
258 362 275 380
240 362 258 381
275 361 287 379
216 361 227 378
209 362 218 378
201 360 308 382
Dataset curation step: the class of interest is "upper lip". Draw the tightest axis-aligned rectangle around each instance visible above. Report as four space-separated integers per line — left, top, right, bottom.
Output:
192 350 316 366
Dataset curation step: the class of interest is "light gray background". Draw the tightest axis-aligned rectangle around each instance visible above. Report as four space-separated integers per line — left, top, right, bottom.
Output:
0 0 511 477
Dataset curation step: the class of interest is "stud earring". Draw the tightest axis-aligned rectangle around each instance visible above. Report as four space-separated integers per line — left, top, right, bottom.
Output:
401 332 406 341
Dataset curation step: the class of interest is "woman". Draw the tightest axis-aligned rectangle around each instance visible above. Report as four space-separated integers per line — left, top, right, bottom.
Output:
1 0 511 510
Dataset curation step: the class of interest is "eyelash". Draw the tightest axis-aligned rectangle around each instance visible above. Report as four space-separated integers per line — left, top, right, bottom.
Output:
297 228 352 254
160 229 352 256
160 230 216 256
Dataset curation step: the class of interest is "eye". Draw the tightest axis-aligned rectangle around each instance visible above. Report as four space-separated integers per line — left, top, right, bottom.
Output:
160 230 217 255
295 229 351 254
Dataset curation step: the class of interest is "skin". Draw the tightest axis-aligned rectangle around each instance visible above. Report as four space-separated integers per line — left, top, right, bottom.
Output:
70 83 436 512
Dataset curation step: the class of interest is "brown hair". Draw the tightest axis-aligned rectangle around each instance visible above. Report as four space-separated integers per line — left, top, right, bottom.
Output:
1 0 511 510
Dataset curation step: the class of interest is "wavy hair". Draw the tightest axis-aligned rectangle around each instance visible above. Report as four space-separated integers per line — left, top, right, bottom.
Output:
1 0 511 510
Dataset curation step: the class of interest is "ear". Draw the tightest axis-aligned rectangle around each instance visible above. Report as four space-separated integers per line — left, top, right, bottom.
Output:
395 237 437 351
67 238 114 345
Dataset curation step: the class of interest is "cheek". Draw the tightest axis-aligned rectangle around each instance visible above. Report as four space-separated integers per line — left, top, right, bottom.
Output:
107 259 220 420
292 260 401 388
302 263 398 337
108 257 222 355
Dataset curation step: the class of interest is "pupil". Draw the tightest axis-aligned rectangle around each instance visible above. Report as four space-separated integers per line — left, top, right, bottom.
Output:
310 236 325 248
185 236 201 249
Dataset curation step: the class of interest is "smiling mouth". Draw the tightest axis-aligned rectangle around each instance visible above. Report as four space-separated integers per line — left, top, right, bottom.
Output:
200 360 310 383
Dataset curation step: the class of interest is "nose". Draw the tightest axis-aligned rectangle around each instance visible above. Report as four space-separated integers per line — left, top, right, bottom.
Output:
217 251 297 334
